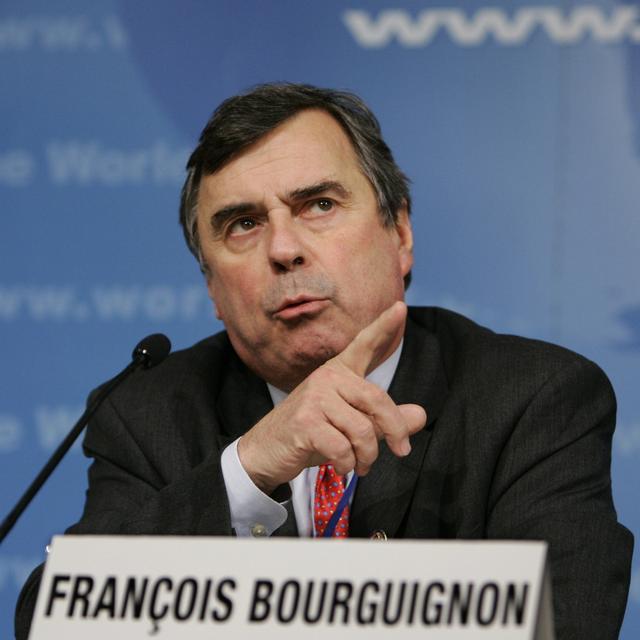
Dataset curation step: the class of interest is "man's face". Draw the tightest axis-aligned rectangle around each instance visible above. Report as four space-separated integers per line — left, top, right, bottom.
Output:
196 109 413 391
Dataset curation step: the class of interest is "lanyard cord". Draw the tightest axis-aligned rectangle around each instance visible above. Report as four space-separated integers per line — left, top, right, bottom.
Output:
321 474 359 538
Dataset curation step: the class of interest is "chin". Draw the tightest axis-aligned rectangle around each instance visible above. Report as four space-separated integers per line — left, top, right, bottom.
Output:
289 343 340 371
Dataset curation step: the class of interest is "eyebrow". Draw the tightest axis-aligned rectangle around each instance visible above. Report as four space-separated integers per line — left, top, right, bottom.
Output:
287 180 352 202
209 202 255 236
208 180 352 236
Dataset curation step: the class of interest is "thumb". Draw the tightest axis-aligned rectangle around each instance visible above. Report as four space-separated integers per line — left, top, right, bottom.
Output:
398 403 427 435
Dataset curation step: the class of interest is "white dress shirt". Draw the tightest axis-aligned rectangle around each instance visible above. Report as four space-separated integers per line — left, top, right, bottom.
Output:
220 342 403 537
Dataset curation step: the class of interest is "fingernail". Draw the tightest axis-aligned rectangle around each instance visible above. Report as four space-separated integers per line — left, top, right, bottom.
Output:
401 440 411 456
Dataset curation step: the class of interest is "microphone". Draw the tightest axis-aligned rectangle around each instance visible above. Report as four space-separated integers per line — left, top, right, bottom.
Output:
0 333 172 544
132 333 171 368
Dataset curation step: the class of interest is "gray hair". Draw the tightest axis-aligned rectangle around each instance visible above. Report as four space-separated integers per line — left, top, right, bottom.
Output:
179 82 411 281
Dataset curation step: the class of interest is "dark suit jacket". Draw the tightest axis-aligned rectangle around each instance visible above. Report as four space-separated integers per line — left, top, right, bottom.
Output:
15 307 633 639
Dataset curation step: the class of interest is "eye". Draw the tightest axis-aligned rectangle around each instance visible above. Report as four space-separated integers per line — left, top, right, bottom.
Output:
309 198 335 214
228 217 258 236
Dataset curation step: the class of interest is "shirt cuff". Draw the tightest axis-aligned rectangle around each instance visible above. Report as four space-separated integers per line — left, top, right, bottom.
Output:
221 438 288 537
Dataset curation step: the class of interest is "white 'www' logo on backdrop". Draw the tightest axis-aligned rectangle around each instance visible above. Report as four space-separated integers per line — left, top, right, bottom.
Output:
343 5 640 47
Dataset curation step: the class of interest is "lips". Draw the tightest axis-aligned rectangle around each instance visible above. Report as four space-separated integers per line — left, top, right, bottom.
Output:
273 295 329 320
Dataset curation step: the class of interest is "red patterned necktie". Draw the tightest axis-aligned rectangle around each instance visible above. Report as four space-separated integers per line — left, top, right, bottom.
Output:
314 463 349 537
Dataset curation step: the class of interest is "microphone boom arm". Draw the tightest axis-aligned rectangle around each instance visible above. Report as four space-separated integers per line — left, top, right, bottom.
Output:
0 334 170 544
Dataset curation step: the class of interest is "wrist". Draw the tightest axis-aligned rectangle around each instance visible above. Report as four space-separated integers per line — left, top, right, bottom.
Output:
237 435 280 496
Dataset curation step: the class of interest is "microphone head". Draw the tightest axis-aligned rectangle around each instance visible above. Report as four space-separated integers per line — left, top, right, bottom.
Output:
132 333 171 369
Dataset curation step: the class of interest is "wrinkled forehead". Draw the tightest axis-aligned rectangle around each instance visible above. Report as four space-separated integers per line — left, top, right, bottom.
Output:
197 109 370 207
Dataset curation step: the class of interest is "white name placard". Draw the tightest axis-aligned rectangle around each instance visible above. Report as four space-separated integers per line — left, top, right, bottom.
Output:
30 536 554 639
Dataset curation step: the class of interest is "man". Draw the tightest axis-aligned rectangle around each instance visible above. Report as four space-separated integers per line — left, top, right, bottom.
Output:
16 83 632 639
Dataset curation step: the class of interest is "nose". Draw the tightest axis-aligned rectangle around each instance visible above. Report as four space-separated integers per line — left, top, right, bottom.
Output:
267 214 306 272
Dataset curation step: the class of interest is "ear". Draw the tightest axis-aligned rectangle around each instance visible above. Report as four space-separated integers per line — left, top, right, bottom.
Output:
394 203 414 278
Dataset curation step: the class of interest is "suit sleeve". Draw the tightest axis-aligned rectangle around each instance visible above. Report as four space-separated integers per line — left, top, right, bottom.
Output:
486 357 633 640
14 391 234 639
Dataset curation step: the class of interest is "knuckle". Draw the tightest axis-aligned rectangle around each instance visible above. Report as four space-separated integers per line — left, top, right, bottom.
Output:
307 368 331 391
307 389 324 407
321 360 342 378
352 416 374 440
314 365 331 383
322 363 340 380
334 461 353 476
358 377 374 393
294 405 316 427
326 361 353 386
375 386 389 402
398 416 411 436
334 440 353 460
358 450 377 466
365 384 387 405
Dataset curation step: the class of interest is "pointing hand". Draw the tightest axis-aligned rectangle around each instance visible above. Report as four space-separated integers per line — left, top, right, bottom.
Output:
238 302 428 494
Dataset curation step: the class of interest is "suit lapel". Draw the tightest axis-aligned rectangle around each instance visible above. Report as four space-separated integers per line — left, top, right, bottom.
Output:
349 314 448 538
215 347 274 445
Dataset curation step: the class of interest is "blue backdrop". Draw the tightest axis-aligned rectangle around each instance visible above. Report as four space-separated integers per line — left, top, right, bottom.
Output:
1 1 638 636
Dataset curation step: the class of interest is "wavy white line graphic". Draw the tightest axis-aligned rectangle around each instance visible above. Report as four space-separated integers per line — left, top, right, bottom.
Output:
343 6 640 47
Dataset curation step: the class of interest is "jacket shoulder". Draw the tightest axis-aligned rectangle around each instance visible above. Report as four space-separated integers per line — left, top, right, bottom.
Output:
407 306 612 393
96 330 233 407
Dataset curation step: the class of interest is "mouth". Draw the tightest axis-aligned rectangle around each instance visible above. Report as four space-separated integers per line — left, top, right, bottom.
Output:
273 295 330 321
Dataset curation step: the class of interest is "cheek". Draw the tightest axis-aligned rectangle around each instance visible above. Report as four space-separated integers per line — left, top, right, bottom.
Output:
356 240 407 301
354 235 402 276
207 266 260 320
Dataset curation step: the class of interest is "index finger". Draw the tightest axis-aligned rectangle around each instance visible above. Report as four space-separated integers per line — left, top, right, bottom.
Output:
337 301 407 378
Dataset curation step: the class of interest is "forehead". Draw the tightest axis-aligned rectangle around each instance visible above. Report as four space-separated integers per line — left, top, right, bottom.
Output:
198 109 368 204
